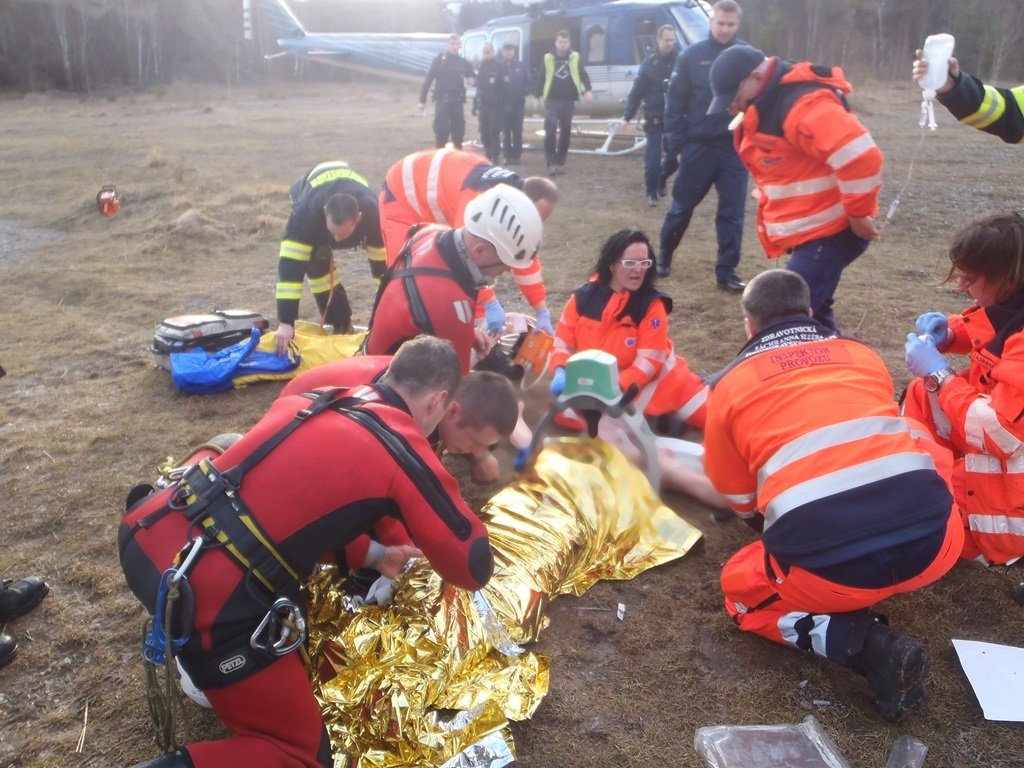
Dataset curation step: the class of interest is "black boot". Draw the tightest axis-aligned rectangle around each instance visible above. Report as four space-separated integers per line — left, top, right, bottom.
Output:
655 254 671 278
855 623 930 722
0 577 48 623
0 634 17 668
130 749 194 768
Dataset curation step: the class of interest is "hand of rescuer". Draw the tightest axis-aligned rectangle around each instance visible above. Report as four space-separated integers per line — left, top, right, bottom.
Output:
549 366 566 397
469 450 500 484
375 544 423 579
915 311 950 349
913 49 960 94
848 215 880 241
905 333 947 378
275 322 295 356
473 326 495 357
534 307 553 335
483 298 507 335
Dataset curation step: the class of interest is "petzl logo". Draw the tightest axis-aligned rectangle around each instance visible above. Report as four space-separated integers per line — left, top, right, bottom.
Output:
219 655 247 675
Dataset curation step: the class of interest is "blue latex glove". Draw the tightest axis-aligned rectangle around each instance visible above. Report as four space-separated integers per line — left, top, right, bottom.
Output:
513 447 530 471
534 308 553 335
915 311 950 349
905 333 947 378
550 366 566 397
483 299 506 335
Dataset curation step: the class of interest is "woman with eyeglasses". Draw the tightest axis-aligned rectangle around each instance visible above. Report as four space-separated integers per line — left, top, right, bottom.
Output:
549 228 708 435
902 211 1024 566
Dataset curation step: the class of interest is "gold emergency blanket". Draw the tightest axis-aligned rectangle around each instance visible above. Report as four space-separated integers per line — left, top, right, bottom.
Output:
307 438 703 767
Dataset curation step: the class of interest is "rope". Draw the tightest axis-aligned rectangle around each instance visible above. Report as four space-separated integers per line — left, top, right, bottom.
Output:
142 583 190 752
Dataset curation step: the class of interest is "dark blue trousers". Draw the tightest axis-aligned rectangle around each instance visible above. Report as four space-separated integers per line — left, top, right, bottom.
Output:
659 141 747 278
502 99 525 162
786 227 870 332
643 124 664 198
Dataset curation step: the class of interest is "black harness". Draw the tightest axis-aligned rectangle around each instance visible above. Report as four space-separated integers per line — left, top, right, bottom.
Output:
364 228 474 352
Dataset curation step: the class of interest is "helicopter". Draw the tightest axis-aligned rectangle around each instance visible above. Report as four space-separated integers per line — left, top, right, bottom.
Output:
256 0 712 152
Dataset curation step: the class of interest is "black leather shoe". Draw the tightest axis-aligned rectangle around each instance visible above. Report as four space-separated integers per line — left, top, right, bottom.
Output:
658 181 668 197
0 577 49 623
0 634 17 668
716 275 746 294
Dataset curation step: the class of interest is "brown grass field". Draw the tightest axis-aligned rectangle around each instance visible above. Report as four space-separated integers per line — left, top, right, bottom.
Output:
1 77 1023 767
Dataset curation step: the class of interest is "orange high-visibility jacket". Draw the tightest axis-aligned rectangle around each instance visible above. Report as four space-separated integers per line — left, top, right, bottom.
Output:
705 318 953 570
379 148 545 310
734 60 883 258
551 279 707 426
903 298 1024 564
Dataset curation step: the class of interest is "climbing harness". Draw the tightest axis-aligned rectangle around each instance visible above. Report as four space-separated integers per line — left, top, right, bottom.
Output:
135 388 353 748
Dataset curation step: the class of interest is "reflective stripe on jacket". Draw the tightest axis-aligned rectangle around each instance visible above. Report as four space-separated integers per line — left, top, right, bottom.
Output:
734 59 883 257
906 295 1024 563
939 72 1024 144
551 280 707 426
277 163 384 322
380 149 545 308
705 318 953 570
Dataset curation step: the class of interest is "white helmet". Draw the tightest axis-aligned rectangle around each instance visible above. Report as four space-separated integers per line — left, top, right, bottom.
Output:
463 185 543 268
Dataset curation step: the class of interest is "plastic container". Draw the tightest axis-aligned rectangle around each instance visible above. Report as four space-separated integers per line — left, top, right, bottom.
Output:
694 715 851 768
919 34 955 92
885 735 928 768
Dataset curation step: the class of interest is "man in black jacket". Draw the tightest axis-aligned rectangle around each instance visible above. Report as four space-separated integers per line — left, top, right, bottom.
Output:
500 42 530 164
622 24 680 207
474 43 505 163
419 34 476 149
658 0 747 292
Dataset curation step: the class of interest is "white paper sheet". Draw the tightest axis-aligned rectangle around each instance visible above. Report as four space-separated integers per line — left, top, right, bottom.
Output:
952 639 1024 722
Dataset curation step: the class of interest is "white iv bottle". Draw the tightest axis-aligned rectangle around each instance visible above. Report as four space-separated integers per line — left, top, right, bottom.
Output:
919 34 955 93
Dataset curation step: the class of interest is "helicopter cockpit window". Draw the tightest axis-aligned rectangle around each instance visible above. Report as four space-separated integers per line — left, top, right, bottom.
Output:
490 30 522 59
634 18 659 63
670 2 712 46
462 33 486 67
584 23 606 64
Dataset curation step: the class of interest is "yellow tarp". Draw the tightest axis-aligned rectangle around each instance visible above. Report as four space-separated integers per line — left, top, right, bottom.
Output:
232 321 366 388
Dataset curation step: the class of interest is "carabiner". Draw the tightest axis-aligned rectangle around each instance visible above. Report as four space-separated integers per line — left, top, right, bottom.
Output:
250 597 307 657
168 537 204 586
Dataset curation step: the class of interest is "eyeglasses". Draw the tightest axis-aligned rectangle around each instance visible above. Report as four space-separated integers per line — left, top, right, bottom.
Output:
619 258 653 269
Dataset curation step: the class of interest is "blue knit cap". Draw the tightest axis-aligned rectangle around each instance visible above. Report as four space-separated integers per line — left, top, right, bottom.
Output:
708 45 766 114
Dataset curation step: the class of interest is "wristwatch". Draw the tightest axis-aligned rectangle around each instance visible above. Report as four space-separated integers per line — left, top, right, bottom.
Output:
924 366 955 393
